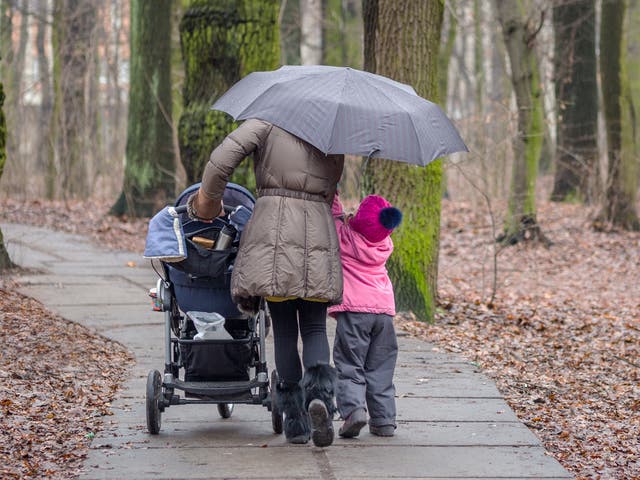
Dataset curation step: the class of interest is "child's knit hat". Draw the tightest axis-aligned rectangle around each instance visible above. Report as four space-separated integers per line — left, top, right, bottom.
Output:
349 195 403 243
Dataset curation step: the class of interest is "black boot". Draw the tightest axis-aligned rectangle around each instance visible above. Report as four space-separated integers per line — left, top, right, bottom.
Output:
276 381 310 444
302 363 337 447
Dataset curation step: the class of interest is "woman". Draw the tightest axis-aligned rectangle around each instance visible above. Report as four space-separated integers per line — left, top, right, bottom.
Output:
187 118 344 447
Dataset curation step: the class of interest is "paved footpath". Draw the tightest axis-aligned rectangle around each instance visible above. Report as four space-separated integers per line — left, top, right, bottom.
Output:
2 222 573 480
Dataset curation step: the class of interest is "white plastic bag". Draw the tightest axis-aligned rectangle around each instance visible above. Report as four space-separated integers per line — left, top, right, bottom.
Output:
187 311 233 340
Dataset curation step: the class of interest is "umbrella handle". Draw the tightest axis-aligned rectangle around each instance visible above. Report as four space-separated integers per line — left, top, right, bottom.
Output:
355 149 380 198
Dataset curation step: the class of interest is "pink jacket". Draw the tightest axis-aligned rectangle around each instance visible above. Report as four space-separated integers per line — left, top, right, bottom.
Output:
328 195 396 317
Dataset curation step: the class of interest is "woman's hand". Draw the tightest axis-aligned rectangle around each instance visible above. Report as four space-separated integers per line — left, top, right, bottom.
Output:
187 189 224 222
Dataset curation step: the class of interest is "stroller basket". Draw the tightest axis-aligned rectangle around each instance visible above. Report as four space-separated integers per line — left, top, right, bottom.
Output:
178 316 254 382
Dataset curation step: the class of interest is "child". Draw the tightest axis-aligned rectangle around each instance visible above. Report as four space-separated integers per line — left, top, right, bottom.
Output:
329 193 402 437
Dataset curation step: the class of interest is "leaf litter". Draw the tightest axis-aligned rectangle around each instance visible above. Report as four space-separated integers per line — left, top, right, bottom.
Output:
0 281 133 479
399 198 640 480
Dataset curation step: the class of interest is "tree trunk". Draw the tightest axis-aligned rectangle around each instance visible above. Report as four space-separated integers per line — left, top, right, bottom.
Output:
105 0 126 199
596 0 639 230
551 0 599 203
87 2 103 192
439 2 456 110
630 0 640 109
487 1 511 197
7 0 28 178
0 82 15 271
0 2 13 73
178 0 280 192
300 0 322 64
363 0 444 321
52 0 97 199
111 0 174 217
494 0 545 244
35 0 54 198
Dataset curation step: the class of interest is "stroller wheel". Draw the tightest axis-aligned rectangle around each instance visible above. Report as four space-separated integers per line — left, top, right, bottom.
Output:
146 370 162 434
271 370 283 434
217 403 234 419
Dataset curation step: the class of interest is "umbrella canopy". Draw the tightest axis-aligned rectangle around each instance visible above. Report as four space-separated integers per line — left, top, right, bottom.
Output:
211 65 467 166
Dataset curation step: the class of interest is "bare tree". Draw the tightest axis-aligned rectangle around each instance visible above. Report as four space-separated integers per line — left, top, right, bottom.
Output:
300 0 322 64
51 0 98 199
34 0 54 198
494 0 546 244
551 0 599 203
0 80 14 270
0 0 28 194
596 0 639 230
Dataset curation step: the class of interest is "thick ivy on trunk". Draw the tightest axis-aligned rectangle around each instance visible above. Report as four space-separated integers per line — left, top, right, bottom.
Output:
178 0 279 193
0 82 14 271
495 0 545 244
551 0 599 203
597 0 639 230
363 0 444 322
111 0 174 217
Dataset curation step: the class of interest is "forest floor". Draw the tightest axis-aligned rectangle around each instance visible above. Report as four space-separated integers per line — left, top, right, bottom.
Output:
1 195 639 479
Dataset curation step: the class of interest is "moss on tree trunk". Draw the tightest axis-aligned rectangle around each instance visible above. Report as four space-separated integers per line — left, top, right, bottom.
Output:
495 0 546 244
178 0 279 193
111 0 175 217
363 0 444 321
597 0 639 230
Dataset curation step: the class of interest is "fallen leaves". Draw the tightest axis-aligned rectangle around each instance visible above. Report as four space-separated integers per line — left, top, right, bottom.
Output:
0 282 133 479
397 197 640 480
0 198 148 254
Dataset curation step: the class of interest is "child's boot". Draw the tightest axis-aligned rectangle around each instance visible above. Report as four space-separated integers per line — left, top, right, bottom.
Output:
276 381 310 444
302 363 337 447
369 423 396 437
338 407 367 438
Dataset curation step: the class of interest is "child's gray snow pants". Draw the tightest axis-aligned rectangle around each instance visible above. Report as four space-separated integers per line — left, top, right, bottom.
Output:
333 311 398 427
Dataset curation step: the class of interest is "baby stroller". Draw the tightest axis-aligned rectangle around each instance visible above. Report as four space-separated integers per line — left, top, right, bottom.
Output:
145 182 283 435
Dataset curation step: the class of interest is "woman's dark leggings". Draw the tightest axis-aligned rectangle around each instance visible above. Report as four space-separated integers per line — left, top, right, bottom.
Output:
266 299 330 384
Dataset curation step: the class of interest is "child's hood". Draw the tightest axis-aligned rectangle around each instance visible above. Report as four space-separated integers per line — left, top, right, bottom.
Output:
340 224 393 267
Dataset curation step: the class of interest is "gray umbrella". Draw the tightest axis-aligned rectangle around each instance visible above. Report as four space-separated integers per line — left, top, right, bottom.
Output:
211 65 467 166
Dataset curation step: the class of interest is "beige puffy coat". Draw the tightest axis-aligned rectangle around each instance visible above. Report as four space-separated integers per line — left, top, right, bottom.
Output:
201 119 344 304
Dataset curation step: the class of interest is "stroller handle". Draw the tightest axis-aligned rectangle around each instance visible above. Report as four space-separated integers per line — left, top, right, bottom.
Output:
173 204 235 216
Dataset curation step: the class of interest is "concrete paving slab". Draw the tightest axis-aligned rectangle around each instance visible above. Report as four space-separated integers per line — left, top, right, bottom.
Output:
396 397 519 422
105 395 519 426
96 418 542 449
26 304 162 330
394 375 502 398
5 241 61 268
1 223 573 480
326 446 572 478
81 446 324 479
18 282 149 306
